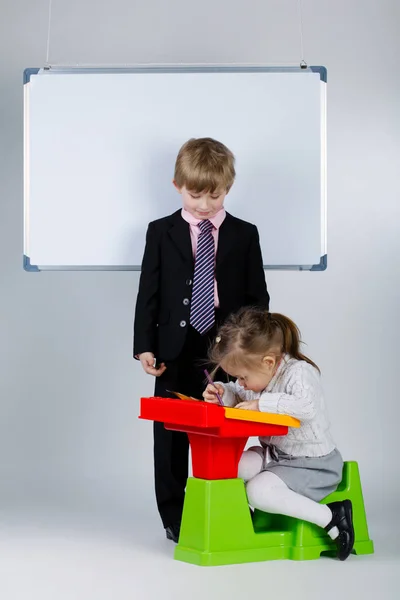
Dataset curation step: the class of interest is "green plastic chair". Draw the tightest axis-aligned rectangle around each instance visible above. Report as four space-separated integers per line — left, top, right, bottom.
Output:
175 461 374 566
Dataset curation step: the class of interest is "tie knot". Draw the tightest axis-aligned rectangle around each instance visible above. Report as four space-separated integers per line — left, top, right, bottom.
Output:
199 219 213 233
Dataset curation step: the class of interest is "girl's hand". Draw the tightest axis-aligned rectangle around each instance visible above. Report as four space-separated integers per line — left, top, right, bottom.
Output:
236 399 260 411
139 352 167 377
203 383 225 404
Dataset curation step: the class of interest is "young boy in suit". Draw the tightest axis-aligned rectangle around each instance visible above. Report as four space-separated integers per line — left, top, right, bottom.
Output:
134 138 269 542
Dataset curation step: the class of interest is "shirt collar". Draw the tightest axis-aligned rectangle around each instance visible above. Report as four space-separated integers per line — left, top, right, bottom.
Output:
181 207 226 230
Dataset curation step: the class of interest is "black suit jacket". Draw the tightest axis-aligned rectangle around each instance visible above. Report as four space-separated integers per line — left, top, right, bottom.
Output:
133 210 269 362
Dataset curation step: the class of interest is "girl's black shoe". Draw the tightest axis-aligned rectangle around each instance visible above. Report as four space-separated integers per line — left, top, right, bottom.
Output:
325 499 355 561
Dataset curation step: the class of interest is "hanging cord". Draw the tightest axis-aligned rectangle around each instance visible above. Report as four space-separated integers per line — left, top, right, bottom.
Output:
45 0 53 68
297 0 307 68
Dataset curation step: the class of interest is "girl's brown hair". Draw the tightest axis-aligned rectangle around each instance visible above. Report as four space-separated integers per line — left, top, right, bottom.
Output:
209 306 319 373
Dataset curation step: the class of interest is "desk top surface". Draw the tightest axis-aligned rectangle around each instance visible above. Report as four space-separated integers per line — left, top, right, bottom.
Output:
140 397 300 435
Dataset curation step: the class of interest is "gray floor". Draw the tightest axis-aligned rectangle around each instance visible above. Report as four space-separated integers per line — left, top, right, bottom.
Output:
0 504 397 600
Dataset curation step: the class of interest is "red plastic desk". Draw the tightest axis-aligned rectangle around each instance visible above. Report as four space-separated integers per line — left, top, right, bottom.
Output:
140 397 294 480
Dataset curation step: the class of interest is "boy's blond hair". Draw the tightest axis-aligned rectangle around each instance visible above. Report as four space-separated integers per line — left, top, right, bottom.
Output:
174 138 235 193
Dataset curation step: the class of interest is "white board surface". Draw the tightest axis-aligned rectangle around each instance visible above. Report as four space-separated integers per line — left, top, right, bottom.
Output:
24 66 327 271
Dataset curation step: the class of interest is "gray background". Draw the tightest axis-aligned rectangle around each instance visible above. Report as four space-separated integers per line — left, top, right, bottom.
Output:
0 1 399 599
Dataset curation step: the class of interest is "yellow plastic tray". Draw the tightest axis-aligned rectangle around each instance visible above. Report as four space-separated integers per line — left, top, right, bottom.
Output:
224 407 300 428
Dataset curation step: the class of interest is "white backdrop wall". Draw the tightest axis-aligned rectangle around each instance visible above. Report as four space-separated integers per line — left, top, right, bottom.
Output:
0 0 399 558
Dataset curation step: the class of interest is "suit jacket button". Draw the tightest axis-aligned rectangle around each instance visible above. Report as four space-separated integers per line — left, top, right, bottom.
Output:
186 279 192 286
183 298 190 306
180 320 187 328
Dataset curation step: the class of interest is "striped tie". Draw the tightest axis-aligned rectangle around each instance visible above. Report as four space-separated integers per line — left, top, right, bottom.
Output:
190 219 215 334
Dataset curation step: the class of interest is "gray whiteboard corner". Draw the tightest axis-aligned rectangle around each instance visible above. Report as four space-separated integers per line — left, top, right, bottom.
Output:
310 66 327 82
24 68 40 84
23 255 40 272
310 254 327 271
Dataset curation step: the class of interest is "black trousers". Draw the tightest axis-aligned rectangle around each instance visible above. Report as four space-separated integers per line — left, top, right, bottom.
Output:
153 321 224 528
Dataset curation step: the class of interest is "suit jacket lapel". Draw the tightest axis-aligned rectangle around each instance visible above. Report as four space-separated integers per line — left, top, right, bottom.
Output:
216 212 237 268
167 210 194 266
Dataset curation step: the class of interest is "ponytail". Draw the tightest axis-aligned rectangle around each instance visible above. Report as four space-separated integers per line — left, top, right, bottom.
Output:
270 313 320 372
208 306 319 374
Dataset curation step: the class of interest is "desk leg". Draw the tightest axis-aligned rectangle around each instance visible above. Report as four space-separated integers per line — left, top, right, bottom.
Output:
188 434 247 480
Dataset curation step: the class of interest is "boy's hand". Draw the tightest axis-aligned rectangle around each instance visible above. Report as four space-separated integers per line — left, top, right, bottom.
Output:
203 383 225 404
236 400 260 411
139 352 167 377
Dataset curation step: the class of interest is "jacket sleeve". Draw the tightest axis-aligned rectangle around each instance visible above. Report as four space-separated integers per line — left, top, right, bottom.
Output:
245 225 270 309
133 222 160 357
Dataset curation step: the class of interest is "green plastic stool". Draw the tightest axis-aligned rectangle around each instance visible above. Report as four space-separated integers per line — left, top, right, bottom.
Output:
175 461 374 566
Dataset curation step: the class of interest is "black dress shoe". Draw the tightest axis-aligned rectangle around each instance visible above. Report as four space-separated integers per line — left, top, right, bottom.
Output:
165 522 181 543
324 500 355 561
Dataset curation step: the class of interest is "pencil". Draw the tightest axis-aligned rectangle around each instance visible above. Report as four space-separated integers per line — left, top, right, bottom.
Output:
203 369 224 406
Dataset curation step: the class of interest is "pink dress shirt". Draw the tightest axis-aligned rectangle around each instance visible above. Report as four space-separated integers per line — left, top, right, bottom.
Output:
181 207 226 308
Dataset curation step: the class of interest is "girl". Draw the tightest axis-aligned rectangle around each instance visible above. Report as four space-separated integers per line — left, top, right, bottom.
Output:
203 307 354 561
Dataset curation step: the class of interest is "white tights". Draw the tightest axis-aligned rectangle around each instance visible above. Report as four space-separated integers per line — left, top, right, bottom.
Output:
238 449 339 540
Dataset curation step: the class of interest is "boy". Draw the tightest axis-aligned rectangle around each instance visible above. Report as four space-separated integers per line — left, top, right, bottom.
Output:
134 138 269 542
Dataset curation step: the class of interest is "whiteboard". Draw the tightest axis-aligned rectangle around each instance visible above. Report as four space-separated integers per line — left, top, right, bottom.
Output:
23 66 327 271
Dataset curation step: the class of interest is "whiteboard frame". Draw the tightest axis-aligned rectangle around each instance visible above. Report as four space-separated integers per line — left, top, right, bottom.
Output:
23 65 327 272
